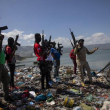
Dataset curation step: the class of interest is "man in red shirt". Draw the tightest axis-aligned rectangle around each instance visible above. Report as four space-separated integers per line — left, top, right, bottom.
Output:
34 33 51 90
34 37 45 61
70 48 77 74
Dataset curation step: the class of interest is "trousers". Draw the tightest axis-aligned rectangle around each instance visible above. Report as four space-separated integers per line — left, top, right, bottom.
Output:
8 64 15 87
77 60 92 82
0 64 10 98
53 60 60 78
38 61 50 89
73 60 77 74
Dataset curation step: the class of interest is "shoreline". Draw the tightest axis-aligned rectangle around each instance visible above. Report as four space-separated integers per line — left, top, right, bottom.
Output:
15 49 110 70
22 48 110 59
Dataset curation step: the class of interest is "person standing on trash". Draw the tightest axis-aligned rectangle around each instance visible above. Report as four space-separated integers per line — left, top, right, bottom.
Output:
34 33 52 89
74 39 98 84
45 43 53 82
5 37 19 90
50 44 61 79
70 48 77 75
0 34 14 102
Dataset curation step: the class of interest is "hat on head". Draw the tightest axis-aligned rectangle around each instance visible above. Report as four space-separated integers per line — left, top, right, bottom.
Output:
78 39 84 42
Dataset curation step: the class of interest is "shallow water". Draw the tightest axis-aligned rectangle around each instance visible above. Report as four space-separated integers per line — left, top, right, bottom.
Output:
16 49 110 70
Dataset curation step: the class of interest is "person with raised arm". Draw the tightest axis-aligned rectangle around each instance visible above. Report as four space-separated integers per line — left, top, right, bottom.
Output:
0 34 14 102
74 39 98 84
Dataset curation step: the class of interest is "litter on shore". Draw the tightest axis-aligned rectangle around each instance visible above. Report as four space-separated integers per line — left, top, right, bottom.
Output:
0 65 110 110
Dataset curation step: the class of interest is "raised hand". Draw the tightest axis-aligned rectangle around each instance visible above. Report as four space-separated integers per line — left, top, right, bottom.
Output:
14 45 18 51
0 34 4 41
94 47 99 51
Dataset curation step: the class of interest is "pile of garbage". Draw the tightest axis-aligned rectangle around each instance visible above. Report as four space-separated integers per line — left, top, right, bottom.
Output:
0 65 110 110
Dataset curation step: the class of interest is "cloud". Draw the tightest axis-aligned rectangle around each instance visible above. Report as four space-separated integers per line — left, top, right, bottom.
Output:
53 33 110 47
2 29 110 47
76 36 85 40
2 29 24 38
53 37 71 48
23 34 34 40
84 33 110 45
3 40 7 45
18 41 21 43
21 33 46 41
53 36 85 48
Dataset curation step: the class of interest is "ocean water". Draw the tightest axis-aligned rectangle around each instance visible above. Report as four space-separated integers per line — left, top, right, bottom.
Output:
16 49 110 70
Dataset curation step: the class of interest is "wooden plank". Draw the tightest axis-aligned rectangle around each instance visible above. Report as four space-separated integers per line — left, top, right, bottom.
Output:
15 64 25 67
33 61 39 66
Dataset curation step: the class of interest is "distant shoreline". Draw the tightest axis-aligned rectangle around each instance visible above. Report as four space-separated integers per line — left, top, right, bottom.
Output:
25 49 110 58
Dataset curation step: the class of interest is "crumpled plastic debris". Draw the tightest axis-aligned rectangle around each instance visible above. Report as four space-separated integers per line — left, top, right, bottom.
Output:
80 103 94 110
100 101 110 110
34 94 47 101
73 106 82 110
0 65 110 110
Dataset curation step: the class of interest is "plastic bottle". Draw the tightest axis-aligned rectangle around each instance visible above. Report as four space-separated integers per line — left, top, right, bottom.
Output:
17 82 25 86
47 97 54 102
63 97 74 107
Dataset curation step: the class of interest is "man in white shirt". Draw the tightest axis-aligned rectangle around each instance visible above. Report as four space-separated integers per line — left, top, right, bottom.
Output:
46 49 53 81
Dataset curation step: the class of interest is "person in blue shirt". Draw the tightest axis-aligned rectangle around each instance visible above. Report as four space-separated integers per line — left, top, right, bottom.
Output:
50 45 60 79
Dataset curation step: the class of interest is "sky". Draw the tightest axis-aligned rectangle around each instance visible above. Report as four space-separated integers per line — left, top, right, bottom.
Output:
0 0 110 47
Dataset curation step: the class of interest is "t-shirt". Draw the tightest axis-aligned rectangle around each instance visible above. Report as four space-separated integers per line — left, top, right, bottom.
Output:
50 48 60 60
46 53 52 61
34 43 45 61
74 46 95 61
0 49 5 65
70 49 76 60
6 46 16 64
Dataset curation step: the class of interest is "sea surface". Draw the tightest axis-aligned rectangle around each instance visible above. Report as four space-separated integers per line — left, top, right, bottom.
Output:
16 49 110 70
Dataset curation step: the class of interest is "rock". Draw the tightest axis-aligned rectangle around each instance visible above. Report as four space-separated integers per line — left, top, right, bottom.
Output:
66 69 73 74
16 100 22 106
100 101 110 110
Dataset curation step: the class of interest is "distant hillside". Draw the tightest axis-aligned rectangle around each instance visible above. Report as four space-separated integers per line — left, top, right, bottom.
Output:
86 43 110 50
15 55 26 60
63 43 110 53
5 43 110 58
16 46 33 57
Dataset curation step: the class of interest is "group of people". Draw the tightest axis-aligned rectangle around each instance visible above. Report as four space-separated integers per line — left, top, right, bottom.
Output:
34 33 99 88
0 32 99 102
